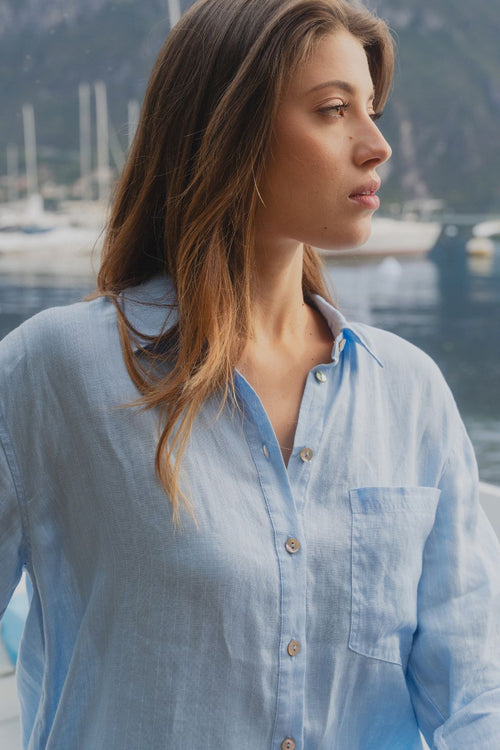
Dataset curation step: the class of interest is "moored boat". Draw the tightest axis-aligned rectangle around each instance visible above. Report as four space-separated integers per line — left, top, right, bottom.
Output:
318 216 442 258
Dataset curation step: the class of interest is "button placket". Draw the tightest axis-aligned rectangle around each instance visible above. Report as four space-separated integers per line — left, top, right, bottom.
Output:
286 363 334 516
235 369 307 749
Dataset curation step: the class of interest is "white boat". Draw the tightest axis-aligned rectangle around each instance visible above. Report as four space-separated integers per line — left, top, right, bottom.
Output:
320 216 442 259
0 198 105 278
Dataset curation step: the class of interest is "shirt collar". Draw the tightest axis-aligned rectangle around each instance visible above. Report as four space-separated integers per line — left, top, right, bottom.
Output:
118 276 383 367
310 294 383 367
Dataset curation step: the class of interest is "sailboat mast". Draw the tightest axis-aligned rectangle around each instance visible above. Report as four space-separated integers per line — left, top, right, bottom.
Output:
167 0 181 27
128 100 140 150
79 83 92 201
6 144 19 203
94 81 110 201
22 103 38 197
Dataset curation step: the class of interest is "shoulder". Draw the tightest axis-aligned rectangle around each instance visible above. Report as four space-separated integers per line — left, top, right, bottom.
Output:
351 321 444 382
0 295 118 390
0 294 116 356
349 320 460 427
0 295 130 456
315 293 444 388
0 275 177 389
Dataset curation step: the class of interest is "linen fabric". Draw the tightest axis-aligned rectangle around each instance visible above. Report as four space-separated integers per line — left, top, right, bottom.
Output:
0 275 499 749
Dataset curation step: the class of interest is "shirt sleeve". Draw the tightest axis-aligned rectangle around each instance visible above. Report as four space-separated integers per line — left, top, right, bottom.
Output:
0 424 25 620
406 415 500 749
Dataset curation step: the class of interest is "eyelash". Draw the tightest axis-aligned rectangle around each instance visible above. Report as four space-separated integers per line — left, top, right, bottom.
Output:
319 102 351 118
318 101 383 122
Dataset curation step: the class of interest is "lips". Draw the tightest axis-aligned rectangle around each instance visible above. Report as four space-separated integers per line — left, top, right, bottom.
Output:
349 179 381 200
348 178 381 210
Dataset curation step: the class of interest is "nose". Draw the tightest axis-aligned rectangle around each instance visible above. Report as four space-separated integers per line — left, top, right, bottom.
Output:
353 118 392 167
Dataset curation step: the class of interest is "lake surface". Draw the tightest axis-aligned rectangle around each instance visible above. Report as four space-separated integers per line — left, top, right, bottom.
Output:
0 234 499 484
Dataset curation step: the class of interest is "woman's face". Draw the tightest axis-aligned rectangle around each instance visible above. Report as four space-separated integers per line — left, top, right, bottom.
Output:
255 30 392 253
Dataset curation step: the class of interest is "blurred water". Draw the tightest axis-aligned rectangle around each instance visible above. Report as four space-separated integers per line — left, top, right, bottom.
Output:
0 279 93 340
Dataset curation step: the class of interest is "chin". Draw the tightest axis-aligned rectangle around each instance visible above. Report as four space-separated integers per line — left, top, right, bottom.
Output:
313 221 373 253
352 222 374 248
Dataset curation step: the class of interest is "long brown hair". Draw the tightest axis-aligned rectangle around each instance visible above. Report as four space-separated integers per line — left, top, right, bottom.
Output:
96 0 394 522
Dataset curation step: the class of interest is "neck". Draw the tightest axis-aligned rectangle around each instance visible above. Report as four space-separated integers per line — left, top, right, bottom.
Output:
249 240 309 344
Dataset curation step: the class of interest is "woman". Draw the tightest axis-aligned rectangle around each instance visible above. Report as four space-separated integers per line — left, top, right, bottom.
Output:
1 0 499 747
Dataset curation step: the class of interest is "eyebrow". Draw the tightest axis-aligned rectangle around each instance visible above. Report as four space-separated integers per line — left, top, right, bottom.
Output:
306 79 375 100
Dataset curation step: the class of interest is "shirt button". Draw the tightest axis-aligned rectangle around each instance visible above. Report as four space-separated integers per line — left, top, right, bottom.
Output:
339 338 346 352
314 369 327 383
300 447 313 462
287 639 301 657
262 444 270 459
285 537 301 554
281 739 296 750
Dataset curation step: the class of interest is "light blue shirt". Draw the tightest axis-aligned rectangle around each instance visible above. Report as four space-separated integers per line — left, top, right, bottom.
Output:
1 275 499 749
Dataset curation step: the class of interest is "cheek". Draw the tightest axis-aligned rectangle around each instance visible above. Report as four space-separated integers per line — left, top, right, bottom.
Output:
281 128 327 168
261 117 347 217
280 131 344 193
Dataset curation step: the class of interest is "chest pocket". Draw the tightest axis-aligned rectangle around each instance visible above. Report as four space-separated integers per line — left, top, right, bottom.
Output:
349 486 440 667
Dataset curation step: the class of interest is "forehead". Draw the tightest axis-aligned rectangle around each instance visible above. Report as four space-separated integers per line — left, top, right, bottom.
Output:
287 30 374 100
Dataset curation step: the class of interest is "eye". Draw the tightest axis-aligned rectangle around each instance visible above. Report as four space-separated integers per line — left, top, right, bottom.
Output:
318 101 350 118
370 111 383 122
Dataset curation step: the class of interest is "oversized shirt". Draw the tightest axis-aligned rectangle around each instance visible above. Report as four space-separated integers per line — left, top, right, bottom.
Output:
0 275 499 750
